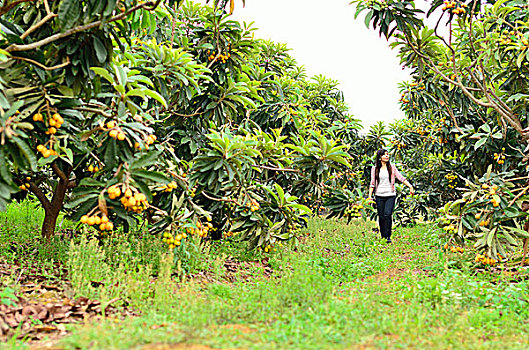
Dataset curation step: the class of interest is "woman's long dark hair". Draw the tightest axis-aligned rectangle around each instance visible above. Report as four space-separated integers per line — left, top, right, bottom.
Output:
375 149 392 188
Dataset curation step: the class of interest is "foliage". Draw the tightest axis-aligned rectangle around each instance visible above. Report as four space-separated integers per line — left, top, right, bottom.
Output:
438 165 529 262
352 0 529 260
0 0 365 254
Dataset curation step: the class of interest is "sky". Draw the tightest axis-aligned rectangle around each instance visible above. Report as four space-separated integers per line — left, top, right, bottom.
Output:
198 0 414 130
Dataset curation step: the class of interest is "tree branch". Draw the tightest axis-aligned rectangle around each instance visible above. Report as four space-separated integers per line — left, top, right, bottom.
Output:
51 162 69 182
73 106 112 118
20 12 57 40
0 0 36 16
6 0 162 53
252 164 300 173
27 182 51 211
201 191 240 205
10 56 70 71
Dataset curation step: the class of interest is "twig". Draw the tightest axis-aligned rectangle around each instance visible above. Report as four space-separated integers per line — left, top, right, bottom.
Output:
0 0 35 16
104 297 120 308
73 106 112 118
27 181 51 211
252 164 299 173
20 9 57 40
165 108 203 118
201 191 239 205
509 184 529 207
6 0 162 53
503 175 529 182
15 267 26 284
10 56 70 71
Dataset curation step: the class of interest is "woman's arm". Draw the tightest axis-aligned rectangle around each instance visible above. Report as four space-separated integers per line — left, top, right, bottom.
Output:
403 179 415 195
394 165 415 195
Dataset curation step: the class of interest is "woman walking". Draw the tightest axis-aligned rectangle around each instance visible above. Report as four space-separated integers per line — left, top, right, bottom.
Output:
367 149 414 243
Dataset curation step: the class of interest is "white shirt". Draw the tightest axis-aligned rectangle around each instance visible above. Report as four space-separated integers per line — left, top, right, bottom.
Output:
375 168 396 196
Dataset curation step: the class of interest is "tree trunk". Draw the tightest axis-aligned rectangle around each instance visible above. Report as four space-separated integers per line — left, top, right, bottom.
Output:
38 163 73 240
41 208 60 240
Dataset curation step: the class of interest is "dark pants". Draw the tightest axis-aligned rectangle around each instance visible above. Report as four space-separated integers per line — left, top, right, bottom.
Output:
375 196 396 240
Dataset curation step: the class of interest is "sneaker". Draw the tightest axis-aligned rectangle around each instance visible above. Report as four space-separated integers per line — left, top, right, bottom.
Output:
386 239 392 244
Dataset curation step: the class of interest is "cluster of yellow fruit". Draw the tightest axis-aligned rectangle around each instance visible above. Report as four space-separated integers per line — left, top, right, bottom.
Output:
499 36 513 46
482 183 498 193
36 145 58 158
443 244 464 253
499 30 528 48
107 185 122 199
223 230 236 238
80 214 114 231
344 204 363 218
206 50 231 63
195 220 214 238
18 177 32 191
519 37 529 49
478 218 490 227
442 1 466 14
412 126 428 136
87 164 100 173
246 199 260 212
409 82 425 90
159 181 178 193
438 137 448 144
475 253 497 265
107 185 149 213
106 121 127 141
121 189 148 213
390 138 407 150
46 113 64 135
189 186 196 198
162 231 188 249
482 184 500 207
263 244 277 253
443 223 457 234
445 173 457 189
399 93 409 104
134 134 157 150
33 112 64 135
493 149 506 164
32 113 43 122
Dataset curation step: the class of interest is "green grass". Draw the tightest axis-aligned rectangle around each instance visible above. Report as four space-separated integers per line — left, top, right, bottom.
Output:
2 201 529 349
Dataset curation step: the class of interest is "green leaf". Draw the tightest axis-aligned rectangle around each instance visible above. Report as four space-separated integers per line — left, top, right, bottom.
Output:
130 151 162 169
289 203 312 215
91 67 114 85
78 178 105 187
93 36 108 63
474 137 487 150
144 90 167 107
504 207 520 218
125 89 146 98
0 148 13 184
104 140 117 169
64 193 99 209
132 170 170 184
486 227 496 246
12 138 37 171
58 0 80 29
103 0 117 17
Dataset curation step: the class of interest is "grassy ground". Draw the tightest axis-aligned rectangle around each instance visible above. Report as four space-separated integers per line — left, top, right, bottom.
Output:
2 201 529 349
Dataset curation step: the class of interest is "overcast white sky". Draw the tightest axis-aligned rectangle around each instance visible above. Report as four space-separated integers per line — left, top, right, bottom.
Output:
198 0 414 130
